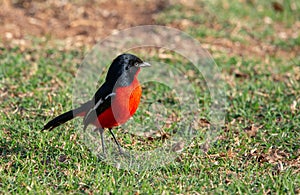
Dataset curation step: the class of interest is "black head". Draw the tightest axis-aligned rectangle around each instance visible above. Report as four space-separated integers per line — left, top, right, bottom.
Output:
105 53 150 87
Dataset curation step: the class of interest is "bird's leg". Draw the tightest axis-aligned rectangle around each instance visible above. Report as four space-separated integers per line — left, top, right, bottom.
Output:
108 128 124 154
98 128 106 155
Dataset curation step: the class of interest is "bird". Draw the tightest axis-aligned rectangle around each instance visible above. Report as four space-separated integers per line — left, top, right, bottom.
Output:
43 53 151 155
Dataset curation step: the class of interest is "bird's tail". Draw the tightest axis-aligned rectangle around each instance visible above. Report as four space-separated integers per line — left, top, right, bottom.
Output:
42 102 90 131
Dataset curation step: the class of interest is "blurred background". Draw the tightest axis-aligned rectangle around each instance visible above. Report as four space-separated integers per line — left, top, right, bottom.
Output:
1 0 299 60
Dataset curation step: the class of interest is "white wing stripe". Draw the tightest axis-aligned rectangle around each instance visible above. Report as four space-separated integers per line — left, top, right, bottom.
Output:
92 92 116 111
105 92 116 100
93 99 103 110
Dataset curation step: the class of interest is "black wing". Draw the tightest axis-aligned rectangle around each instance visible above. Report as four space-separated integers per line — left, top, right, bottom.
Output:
83 82 115 130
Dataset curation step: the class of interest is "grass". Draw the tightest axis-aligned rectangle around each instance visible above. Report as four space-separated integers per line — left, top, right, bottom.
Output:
1 0 300 194
157 0 300 54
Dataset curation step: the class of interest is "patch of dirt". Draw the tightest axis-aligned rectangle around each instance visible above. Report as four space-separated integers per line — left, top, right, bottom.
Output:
179 24 299 60
0 0 298 60
0 0 168 46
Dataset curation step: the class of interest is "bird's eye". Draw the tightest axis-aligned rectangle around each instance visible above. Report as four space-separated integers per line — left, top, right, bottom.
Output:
134 62 139 67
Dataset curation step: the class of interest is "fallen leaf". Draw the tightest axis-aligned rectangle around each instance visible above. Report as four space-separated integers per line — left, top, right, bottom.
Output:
244 124 262 137
58 154 67 162
172 141 185 153
272 2 284 12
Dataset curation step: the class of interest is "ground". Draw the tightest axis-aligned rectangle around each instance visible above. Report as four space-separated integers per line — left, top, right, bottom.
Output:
0 0 299 194
0 0 166 46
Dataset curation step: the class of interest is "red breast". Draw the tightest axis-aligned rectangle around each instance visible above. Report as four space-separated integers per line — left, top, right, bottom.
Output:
93 77 142 128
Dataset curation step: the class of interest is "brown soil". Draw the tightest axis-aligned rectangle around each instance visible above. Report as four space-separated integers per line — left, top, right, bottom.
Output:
0 0 168 46
0 0 298 60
